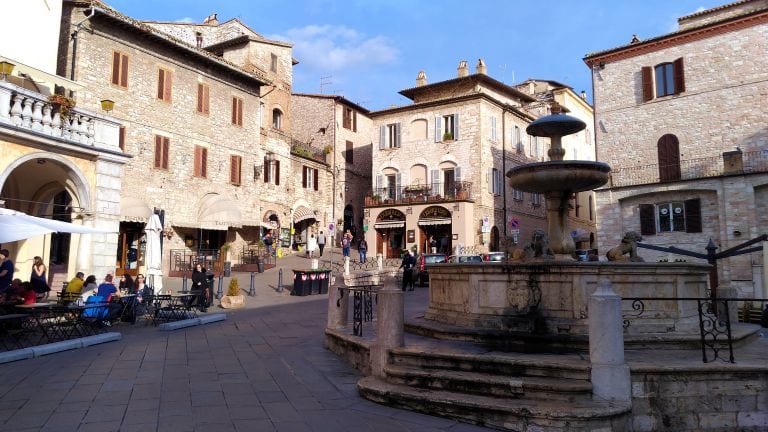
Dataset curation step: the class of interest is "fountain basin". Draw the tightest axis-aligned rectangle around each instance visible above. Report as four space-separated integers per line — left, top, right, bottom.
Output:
526 113 587 137
506 161 611 194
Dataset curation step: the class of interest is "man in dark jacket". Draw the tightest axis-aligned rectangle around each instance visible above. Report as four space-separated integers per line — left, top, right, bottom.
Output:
399 250 416 291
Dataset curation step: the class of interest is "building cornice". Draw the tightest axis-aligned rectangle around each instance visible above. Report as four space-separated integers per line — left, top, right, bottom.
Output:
370 93 536 121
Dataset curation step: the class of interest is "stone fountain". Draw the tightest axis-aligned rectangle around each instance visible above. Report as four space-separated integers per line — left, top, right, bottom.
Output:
506 113 610 258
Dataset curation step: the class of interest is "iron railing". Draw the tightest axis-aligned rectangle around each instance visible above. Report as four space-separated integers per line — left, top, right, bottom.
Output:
364 181 473 207
290 138 328 164
337 273 384 337
169 249 221 274
609 150 768 188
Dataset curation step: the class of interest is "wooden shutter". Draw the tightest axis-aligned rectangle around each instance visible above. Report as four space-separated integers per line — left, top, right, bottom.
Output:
658 134 681 181
154 135 162 168
641 66 653 102
119 54 128 87
352 111 357 132
164 70 172 101
395 123 401 148
230 155 241 185
162 137 169 169
118 126 126 151
203 85 210 114
197 84 204 113
673 57 685 94
376 175 382 193
395 173 402 199
455 167 461 183
111 52 121 85
275 160 280 185
343 108 351 129
453 114 460 140
639 204 656 235
489 168 495 194
237 98 243 125
313 168 319 191
231 98 237 125
684 198 702 233
430 169 440 195
379 126 385 149
491 116 497 140
435 116 441 142
263 159 269 183
194 146 201 176
201 148 207 178
157 69 165 99
302 166 307 188
346 140 353 164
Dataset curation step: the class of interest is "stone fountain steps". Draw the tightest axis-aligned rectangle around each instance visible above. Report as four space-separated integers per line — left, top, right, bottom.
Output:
358 376 630 432
382 363 593 401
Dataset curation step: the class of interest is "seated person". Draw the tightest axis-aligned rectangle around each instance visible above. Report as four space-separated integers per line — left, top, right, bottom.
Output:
20 282 37 305
96 274 118 299
83 275 98 294
65 272 85 295
118 274 135 294
6 278 24 300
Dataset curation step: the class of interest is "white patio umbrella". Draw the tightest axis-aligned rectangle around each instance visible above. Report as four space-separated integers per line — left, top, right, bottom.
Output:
0 207 110 243
144 213 164 293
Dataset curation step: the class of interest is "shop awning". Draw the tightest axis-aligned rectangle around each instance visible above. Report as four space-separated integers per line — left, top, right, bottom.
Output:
261 220 279 229
293 206 315 223
417 218 452 226
172 193 241 230
374 221 405 229
119 197 153 223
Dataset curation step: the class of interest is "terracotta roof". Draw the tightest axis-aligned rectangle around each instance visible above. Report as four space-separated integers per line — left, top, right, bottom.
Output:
369 93 536 122
678 0 754 21
68 0 270 85
292 93 370 114
398 74 536 103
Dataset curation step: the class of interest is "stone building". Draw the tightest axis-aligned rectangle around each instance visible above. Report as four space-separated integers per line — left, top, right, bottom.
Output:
0 0 127 287
291 93 373 243
513 79 598 251
143 11 334 257
365 60 554 258
584 0 768 297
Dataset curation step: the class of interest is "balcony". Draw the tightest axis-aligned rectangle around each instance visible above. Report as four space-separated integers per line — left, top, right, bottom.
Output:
290 138 328 164
0 81 121 153
607 150 768 188
364 181 473 207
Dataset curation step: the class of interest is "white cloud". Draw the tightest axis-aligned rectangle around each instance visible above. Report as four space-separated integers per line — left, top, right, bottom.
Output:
272 25 398 72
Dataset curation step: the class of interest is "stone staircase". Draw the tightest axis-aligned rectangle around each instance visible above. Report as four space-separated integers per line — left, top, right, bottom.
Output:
358 345 631 431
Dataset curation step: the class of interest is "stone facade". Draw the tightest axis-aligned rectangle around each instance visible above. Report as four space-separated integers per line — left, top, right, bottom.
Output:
585 1 768 296
291 94 373 242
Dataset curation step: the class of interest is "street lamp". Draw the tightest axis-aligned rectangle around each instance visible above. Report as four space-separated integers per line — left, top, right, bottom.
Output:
0 61 14 80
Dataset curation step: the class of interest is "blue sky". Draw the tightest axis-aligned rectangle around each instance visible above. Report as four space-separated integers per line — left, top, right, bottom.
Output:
107 0 726 111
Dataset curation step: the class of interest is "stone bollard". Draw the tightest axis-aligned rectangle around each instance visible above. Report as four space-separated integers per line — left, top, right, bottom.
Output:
326 284 349 329
249 272 256 296
377 254 383 270
311 258 319 270
371 275 405 377
344 256 350 275
589 279 631 403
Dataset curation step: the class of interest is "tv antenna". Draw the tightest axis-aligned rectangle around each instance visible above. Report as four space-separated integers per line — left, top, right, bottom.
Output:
320 75 333 94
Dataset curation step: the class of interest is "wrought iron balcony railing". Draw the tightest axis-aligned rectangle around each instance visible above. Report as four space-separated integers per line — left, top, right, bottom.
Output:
364 181 473 206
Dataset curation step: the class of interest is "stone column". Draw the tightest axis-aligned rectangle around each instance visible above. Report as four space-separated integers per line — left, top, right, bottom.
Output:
377 254 383 270
326 284 349 329
589 279 631 402
0 85 12 123
76 216 94 275
371 276 404 377
344 256 350 275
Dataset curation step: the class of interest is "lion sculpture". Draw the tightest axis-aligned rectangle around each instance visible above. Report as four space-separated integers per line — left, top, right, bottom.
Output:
606 231 645 262
509 228 554 261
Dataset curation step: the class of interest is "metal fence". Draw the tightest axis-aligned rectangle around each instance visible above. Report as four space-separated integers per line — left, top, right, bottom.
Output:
364 181 473 206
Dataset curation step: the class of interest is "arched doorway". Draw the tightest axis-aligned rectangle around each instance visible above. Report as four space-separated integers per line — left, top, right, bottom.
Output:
374 209 405 258
417 206 451 255
343 204 354 237
490 226 500 252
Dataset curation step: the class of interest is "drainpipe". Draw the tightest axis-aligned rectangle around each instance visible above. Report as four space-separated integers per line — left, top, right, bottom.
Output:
502 107 507 238
69 6 96 90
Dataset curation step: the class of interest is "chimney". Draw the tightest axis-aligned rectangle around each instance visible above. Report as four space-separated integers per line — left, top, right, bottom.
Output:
476 58 487 75
457 60 469 78
416 70 427 87
203 13 218 25
580 90 587 100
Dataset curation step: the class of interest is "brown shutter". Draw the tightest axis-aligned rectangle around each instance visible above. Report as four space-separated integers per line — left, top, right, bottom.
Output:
263 160 269 183
237 98 243 125
313 168 319 191
164 70 172 101
684 198 702 233
302 167 307 188
119 127 126 151
353 111 357 132
154 135 162 167
342 109 350 129
157 69 165 99
162 137 169 169
230 156 237 184
201 148 207 178
639 204 656 235
658 134 681 181
203 85 210 114
120 54 128 87
275 160 280 185
641 66 653 102
193 146 201 176
197 84 203 112
231 97 237 124
673 57 685 94
111 52 120 85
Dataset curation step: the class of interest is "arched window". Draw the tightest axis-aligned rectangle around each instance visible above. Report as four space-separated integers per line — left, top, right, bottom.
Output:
657 134 681 182
272 109 282 130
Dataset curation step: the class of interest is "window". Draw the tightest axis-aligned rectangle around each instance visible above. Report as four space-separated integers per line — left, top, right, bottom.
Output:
531 193 542 206
639 199 701 235
435 114 459 141
490 116 497 141
193 145 207 178
230 155 242 185
589 195 594 221
270 53 278 73
157 68 172 102
153 135 169 169
302 166 319 191
574 192 580 217
264 155 280 185
379 123 401 149
195 32 203 48
111 51 129 87
658 134 681 182
642 58 685 101
231 97 243 126
343 107 357 131
259 102 265 127
272 108 282 129
345 140 353 164
513 189 524 201
196 83 210 114
490 168 502 195
386 174 397 199
118 126 126 151
515 126 523 153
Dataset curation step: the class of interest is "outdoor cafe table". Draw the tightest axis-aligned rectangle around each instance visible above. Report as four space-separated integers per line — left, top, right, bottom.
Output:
0 313 34 350
15 302 101 343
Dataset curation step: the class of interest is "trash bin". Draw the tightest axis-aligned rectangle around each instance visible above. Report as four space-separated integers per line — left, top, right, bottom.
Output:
291 269 331 296
224 261 232 277
256 257 264 273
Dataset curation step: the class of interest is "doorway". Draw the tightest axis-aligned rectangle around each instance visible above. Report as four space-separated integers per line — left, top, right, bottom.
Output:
116 222 144 276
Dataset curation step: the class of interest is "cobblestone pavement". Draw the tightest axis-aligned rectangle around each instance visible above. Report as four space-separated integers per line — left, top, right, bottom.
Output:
0 250 491 432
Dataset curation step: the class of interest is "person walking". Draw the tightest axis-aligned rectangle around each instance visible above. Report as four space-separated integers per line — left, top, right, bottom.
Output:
0 249 14 294
317 231 326 257
307 234 318 258
263 231 275 257
341 230 352 258
398 249 416 291
358 238 368 263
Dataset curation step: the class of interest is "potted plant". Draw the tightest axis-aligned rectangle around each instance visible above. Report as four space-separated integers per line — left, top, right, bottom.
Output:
220 278 245 309
48 94 76 119
442 132 454 141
